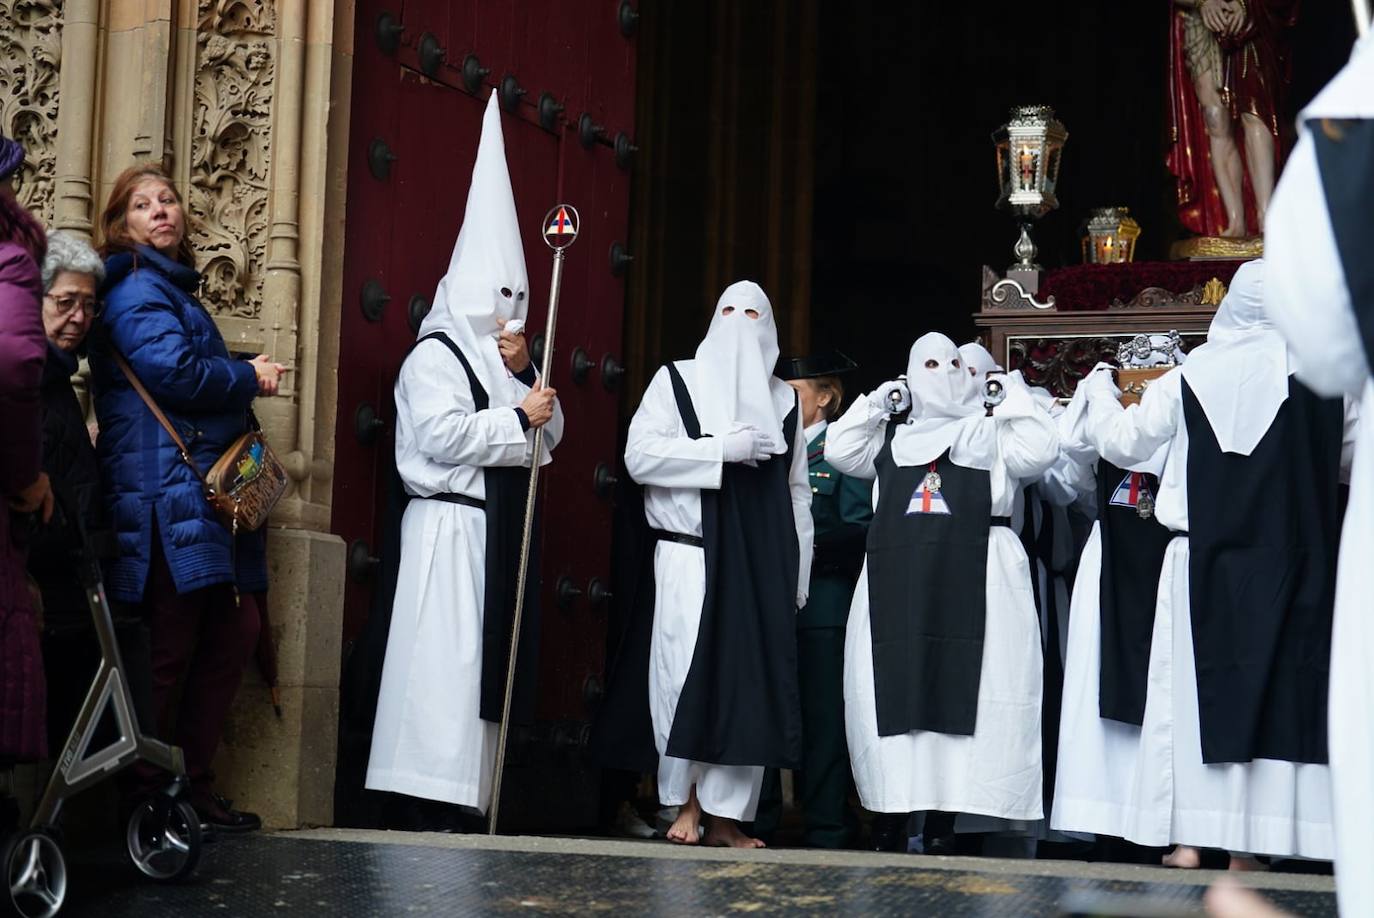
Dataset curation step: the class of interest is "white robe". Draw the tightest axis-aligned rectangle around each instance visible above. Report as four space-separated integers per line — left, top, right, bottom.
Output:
366 340 564 812
623 361 813 821
1080 368 1337 858
1263 30 1374 913
826 383 1058 819
1051 389 1160 840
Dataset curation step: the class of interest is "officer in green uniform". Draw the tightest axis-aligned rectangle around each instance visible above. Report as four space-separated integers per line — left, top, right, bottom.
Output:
753 352 873 847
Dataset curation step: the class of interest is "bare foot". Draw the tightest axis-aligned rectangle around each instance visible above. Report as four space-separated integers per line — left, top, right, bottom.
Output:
1228 854 1267 872
666 794 702 845
1205 876 1291 917
703 817 766 849
1162 845 1202 869
1220 223 1246 239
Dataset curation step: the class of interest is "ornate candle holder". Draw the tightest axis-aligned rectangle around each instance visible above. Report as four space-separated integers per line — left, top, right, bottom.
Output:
993 105 1067 293
1082 207 1141 264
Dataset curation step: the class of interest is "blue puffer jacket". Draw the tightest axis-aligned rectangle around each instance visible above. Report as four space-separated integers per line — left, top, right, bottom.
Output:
89 246 268 603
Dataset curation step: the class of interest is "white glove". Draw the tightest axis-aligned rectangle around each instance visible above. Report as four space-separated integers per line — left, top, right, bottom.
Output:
869 380 912 415
1081 363 1120 401
721 427 775 464
796 591 808 610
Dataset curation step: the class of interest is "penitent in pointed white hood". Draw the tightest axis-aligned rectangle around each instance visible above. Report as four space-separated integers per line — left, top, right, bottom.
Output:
419 89 530 407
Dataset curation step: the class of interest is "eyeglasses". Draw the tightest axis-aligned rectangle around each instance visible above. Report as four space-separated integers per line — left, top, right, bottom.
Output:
45 294 101 319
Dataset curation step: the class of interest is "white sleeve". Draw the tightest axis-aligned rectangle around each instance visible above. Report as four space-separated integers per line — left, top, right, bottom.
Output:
1085 367 1182 468
402 342 532 468
823 395 888 479
993 379 1062 481
1265 131 1370 397
624 366 726 490
789 412 814 608
1057 380 1100 465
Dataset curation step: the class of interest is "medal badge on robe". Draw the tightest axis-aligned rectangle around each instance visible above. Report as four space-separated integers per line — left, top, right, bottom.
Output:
1109 471 1155 520
906 469 951 516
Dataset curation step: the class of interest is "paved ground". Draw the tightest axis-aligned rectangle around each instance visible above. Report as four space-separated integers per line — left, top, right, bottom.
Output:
58 829 1336 916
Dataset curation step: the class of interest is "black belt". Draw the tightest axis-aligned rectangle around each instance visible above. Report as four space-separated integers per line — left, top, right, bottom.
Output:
991 516 1012 528
429 492 486 510
651 528 704 548
1170 529 1188 536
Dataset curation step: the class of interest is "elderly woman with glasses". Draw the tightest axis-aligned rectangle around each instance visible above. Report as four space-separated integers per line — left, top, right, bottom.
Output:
28 230 153 753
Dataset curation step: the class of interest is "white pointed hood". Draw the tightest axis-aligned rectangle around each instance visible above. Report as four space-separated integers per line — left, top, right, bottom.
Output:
418 89 529 407
892 332 982 466
1180 259 1291 455
690 280 788 452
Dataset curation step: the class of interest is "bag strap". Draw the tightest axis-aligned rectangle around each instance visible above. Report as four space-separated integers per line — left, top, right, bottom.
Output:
111 349 213 493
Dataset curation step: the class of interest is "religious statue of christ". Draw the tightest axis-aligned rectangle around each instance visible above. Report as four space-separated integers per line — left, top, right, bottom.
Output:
1167 0 1298 241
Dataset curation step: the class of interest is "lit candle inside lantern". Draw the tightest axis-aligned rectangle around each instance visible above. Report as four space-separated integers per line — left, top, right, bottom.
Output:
1018 146 1034 189
1104 237 1114 262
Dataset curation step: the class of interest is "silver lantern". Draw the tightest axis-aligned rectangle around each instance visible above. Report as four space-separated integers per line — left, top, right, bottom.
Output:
993 105 1068 291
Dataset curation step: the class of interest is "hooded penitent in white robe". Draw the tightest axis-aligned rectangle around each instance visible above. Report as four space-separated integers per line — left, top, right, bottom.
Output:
827 333 1059 819
366 90 564 812
1073 262 1348 858
1264 31 1373 914
623 281 813 821
1051 373 1171 841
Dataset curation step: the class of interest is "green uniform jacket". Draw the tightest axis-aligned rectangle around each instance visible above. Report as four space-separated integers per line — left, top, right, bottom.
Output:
799 427 874 630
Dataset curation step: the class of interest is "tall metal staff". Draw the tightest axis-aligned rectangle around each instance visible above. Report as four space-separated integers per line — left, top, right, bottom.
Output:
488 203 580 834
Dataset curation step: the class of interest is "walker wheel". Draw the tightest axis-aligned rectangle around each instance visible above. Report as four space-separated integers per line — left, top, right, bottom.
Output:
3 829 67 918
125 798 202 883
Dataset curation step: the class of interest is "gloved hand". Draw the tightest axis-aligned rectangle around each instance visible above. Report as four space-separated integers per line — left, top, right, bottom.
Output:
868 380 912 415
721 427 775 464
1081 363 1121 401
796 591 808 610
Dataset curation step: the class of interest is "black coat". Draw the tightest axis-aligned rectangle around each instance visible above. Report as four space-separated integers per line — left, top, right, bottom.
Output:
29 342 112 630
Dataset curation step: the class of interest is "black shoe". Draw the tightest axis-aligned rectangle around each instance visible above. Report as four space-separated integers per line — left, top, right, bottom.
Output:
192 793 262 833
870 813 910 852
923 833 957 856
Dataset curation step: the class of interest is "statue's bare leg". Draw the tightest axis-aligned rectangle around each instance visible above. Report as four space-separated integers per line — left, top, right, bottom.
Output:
1240 112 1277 232
1193 75 1247 237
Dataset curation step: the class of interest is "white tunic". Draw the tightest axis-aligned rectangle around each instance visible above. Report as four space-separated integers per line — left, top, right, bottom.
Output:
826 383 1058 818
623 362 813 821
366 340 564 812
1051 389 1160 840
1080 368 1335 857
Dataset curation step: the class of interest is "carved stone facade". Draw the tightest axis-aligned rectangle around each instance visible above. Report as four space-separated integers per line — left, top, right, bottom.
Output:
3 1 355 830
0 0 63 223
192 1 275 318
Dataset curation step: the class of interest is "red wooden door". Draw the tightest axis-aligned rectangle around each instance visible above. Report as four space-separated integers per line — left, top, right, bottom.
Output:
335 0 636 767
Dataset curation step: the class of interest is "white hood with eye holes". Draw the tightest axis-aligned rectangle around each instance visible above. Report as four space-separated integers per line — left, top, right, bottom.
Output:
418 89 530 407
892 332 983 466
689 280 788 454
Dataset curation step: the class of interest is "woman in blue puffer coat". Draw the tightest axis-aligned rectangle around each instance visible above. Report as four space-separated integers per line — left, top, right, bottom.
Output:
88 163 286 832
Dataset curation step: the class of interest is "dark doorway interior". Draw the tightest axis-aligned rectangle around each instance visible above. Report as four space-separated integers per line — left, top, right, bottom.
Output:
626 3 1358 400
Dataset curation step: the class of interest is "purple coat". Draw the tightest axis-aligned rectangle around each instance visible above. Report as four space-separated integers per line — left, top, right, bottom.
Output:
0 239 47 761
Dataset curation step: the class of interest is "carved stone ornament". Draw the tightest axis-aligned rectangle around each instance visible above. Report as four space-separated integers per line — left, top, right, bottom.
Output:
980 265 1056 310
191 1 276 318
0 1 62 223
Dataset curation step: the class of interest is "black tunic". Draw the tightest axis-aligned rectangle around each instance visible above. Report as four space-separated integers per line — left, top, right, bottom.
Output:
865 424 993 737
417 333 543 725
593 364 805 770
663 363 804 769
1312 118 1374 366
1183 377 1342 764
1096 460 1174 726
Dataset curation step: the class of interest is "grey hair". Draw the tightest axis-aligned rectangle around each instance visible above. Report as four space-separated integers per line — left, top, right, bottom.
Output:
41 229 105 293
